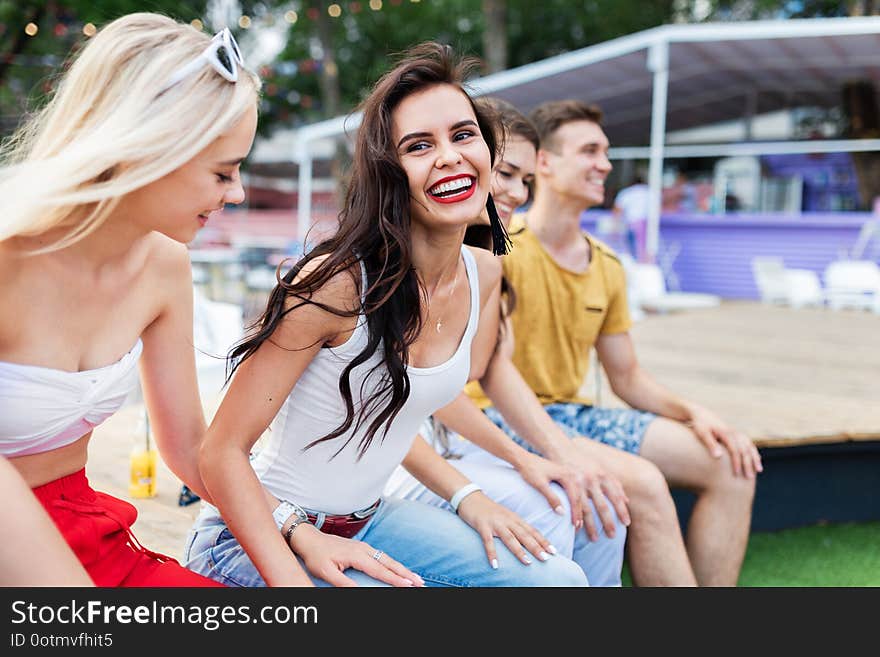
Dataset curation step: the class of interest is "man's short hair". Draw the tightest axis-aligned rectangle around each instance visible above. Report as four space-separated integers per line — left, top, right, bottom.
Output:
529 100 604 153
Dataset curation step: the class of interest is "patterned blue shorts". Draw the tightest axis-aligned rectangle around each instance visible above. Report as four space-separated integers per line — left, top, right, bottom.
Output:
483 403 656 456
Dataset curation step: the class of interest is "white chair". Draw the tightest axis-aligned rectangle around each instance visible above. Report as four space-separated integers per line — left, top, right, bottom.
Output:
823 260 880 312
751 256 824 309
618 253 645 322
192 286 244 398
628 263 721 314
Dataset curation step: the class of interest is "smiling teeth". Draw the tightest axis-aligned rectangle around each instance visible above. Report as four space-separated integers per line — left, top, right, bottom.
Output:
430 178 472 196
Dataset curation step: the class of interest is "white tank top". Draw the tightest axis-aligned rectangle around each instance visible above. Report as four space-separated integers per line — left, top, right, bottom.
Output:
250 246 480 514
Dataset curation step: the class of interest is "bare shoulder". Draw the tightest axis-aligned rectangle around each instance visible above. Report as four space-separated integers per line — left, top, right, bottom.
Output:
465 245 502 286
465 245 502 308
267 254 362 348
284 253 361 313
136 234 195 322
143 232 192 280
144 232 191 273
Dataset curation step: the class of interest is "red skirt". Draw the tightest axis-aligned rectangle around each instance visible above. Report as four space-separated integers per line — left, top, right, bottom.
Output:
32 468 223 587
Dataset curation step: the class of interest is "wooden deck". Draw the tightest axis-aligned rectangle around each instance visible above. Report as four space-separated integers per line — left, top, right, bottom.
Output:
620 301 880 447
85 300 880 558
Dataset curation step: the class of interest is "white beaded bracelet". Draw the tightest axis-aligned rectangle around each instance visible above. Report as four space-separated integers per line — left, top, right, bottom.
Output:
450 483 483 514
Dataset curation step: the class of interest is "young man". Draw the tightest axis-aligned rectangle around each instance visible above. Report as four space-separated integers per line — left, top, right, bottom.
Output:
470 100 762 586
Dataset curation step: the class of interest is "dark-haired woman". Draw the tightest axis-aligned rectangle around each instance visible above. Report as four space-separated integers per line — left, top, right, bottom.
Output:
387 98 629 586
183 44 587 587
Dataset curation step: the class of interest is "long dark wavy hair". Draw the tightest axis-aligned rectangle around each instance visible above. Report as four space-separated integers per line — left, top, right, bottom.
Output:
228 43 501 459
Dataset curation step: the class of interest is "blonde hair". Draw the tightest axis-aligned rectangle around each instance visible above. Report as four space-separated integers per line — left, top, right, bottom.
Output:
0 12 261 252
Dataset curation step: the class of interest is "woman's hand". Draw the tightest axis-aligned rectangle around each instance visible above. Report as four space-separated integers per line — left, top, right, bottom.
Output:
456 491 557 569
290 524 424 587
555 441 631 542
513 451 586 529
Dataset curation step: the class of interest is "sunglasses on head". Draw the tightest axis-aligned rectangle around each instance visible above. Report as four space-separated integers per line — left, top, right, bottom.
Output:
160 27 243 93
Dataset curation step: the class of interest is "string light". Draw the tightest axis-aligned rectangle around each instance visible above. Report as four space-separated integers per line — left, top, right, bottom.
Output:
190 19 203 31
328 4 342 17
25 23 38 36
83 23 97 37
239 15 251 29
369 0 382 10
284 11 298 23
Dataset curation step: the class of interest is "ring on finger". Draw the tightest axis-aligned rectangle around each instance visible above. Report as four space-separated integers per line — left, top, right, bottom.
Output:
371 549 384 562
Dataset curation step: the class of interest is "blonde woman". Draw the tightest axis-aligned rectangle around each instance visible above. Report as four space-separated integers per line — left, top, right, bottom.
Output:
0 13 260 586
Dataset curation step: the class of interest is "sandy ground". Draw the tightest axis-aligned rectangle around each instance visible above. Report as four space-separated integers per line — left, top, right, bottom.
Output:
83 300 880 560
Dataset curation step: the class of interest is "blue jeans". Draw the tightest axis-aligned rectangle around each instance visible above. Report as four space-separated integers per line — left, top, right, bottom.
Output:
183 497 588 587
386 455 626 586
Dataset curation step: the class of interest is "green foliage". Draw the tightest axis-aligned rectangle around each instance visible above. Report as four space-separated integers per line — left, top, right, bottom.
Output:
0 0 869 138
704 0 855 20
0 0 207 132
255 0 676 134
506 0 675 67
254 0 485 130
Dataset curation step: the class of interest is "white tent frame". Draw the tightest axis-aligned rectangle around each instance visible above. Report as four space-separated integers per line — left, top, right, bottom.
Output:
291 16 880 256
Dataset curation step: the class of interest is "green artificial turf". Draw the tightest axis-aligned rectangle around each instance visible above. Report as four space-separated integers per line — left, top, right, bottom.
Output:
737 521 880 587
621 521 880 587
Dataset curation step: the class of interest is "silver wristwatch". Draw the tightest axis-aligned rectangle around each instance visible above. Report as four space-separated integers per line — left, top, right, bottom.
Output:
272 500 308 531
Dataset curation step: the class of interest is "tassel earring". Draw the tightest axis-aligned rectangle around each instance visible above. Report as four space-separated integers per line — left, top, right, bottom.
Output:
487 194 511 256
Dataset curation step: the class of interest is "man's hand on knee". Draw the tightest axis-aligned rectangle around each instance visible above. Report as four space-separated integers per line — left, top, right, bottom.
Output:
686 403 763 479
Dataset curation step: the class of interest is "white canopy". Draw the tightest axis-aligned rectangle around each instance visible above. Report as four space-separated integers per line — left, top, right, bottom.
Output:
291 16 880 255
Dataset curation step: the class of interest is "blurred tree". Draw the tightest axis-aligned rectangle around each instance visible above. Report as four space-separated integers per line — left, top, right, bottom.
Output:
0 1 207 135
696 0 877 19
843 80 880 210
482 0 507 73
251 0 678 135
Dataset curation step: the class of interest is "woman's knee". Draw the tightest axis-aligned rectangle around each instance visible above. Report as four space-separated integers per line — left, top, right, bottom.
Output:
497 554 588 587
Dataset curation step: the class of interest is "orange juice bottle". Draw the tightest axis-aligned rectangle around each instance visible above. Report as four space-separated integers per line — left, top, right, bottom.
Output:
129 416 158 498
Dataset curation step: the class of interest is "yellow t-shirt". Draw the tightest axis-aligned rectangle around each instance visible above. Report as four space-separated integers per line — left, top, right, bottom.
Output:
466 223 631 408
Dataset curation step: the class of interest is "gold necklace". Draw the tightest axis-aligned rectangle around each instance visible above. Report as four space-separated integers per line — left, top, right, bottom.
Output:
428 254 461 333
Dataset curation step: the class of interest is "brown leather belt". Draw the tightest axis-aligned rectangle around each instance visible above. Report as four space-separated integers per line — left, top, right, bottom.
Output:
307 499 381 539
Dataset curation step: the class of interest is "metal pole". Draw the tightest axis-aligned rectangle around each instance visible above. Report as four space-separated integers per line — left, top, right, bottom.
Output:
296 138 313 246
744 88 758 141
646 39 669 263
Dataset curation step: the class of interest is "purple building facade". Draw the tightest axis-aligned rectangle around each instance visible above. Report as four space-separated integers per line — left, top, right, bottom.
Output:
581 211 874 300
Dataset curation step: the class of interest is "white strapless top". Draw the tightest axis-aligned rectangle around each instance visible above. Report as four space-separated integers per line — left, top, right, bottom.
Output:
0 339 143 457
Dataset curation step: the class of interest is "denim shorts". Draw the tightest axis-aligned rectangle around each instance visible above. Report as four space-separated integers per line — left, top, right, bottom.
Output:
483 403 656 456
